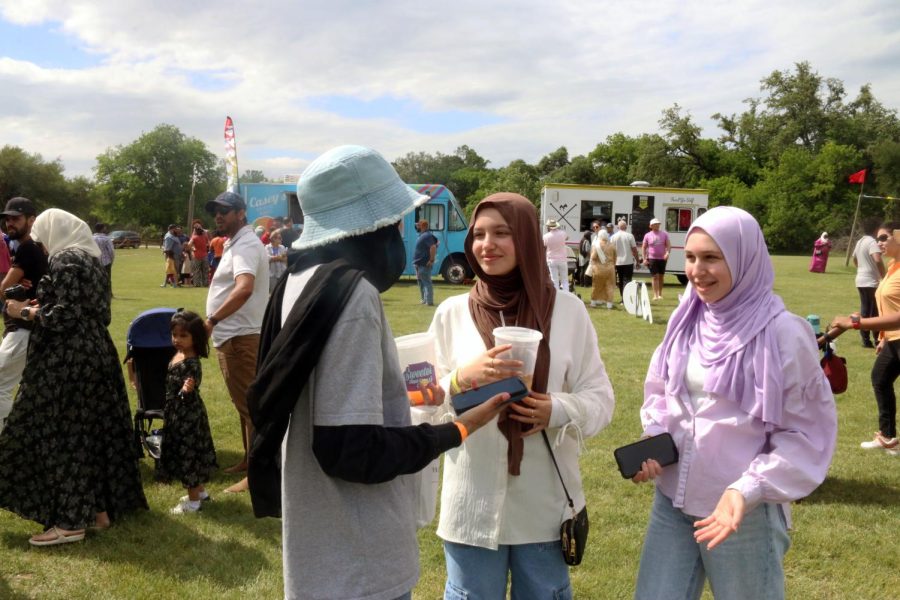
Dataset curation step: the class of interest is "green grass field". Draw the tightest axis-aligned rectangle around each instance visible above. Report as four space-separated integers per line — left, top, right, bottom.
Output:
0 247 898 599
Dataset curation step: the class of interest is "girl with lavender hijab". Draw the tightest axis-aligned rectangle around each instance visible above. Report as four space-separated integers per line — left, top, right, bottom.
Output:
631 207 837 599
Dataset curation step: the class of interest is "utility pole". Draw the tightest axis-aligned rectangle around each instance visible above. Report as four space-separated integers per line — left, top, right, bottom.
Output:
187 164 197 227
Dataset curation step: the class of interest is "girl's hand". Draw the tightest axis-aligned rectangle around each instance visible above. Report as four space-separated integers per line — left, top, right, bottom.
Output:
181 377 195 394
693 489 746 550
631 459 663 484
507 390 552 436
417 381 445 407
456 344 523 389
876 339 885 355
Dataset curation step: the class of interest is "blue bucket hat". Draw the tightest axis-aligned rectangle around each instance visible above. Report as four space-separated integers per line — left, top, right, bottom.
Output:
293 145 428 250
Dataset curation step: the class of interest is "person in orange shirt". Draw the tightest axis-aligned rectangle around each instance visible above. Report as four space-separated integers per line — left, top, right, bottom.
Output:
208 231 226 280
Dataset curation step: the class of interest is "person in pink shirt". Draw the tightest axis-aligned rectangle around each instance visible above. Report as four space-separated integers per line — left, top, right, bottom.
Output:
632 206 837 599
542 219 569 292
641 218 670 300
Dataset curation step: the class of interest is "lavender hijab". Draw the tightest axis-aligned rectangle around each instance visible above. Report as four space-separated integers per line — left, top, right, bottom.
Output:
652 206 787 425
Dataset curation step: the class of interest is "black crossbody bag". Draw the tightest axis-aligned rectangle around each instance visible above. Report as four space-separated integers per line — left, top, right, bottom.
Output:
541 430 589 566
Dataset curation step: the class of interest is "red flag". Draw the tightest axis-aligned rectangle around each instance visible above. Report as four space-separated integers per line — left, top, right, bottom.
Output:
848 169 866 184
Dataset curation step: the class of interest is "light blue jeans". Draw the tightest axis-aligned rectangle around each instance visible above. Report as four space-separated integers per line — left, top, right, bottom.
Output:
443 540 572 599
634 489 790 600
416 264 434 305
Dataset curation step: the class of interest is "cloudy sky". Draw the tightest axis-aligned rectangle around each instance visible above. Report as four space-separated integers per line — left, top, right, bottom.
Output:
2 0 899 180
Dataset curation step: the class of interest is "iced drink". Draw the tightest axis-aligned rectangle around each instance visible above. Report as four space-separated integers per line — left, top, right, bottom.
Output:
395 332 439 405
493 326 543 388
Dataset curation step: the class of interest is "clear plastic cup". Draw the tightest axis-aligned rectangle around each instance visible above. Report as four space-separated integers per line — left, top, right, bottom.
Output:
395 332 439 405
492 326 543 388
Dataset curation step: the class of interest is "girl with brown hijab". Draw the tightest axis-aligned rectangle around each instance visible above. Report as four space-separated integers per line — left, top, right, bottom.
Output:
429 193 615 598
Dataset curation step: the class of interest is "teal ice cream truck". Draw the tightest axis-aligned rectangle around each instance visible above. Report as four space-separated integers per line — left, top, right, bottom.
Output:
239 182 473 284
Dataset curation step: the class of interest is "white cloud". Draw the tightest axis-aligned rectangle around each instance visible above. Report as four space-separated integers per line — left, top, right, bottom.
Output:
1 0 899 179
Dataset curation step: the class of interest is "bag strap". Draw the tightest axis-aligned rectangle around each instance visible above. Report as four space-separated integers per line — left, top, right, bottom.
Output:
541 430 575 513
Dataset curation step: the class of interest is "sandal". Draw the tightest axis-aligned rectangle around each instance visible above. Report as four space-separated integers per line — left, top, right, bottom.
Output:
29 526 86 547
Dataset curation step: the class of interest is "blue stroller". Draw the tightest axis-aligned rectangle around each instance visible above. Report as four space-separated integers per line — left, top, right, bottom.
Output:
125 307 177 463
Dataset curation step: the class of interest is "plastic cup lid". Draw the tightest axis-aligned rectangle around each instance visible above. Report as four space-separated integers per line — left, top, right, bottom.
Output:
394 331 436 350
492 326 543 343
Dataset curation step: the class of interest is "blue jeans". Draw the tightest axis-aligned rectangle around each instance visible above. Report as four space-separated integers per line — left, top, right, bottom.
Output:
443 540 572 599
634 490 790 600
416 264 434 305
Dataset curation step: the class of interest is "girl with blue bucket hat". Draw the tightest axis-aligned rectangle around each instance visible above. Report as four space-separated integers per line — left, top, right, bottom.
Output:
245 145 509 600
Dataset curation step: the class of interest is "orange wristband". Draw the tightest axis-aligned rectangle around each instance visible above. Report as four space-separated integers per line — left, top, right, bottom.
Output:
453 421 468 442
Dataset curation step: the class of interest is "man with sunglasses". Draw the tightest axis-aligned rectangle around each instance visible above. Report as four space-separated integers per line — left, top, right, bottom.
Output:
853 219 886 348
204 191 269 493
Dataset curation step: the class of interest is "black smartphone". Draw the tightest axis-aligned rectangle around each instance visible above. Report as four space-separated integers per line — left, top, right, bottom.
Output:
450 376 529 415
613 433 679 479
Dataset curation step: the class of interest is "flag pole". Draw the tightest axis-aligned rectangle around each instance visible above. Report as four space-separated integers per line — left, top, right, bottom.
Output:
845 178 866 266
187 163 197 227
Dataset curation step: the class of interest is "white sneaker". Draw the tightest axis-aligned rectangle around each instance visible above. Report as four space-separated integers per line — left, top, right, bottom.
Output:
860 432 899 454
170 499 202 515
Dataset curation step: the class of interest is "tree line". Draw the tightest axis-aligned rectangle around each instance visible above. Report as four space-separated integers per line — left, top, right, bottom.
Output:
1 62 898 250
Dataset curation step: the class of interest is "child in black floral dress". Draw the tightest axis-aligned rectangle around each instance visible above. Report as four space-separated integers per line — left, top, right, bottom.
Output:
162 310 218 514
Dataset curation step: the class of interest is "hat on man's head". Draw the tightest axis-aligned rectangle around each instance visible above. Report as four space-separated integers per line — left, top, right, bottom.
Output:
168 223 178 230
1 197 37 217
546 219 559 229
293 145 428 250
205 191 247 215
649 217 661 226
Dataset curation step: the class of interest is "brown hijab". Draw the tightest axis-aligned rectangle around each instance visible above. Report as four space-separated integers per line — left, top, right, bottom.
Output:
464 193 556 475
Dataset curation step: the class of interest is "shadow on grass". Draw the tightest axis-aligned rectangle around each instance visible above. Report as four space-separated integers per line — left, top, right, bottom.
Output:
0 508 274 589
201 493 282 544
801 475 900 506
0 574 29 599
135 455 280 546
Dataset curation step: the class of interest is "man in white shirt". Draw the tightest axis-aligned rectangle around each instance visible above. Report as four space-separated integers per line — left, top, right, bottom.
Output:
853 219 886 348
542 219 569 292
204 191 269 493
610 219 640 302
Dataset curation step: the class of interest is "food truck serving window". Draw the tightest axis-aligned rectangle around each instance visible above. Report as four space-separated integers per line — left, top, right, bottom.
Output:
449 204 467 231
416 204 444 231
666 208 694 232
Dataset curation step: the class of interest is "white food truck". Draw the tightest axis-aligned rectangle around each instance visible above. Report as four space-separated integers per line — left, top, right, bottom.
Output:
540 182 709 283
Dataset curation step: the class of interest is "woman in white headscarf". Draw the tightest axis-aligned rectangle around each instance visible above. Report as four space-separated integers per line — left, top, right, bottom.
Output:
0 209 147 546
590 229 617 308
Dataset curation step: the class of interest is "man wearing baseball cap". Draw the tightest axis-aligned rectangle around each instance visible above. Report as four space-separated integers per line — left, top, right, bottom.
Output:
641 217 670 300
543 218 569 292
204 191 269 494
0 197 48 433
